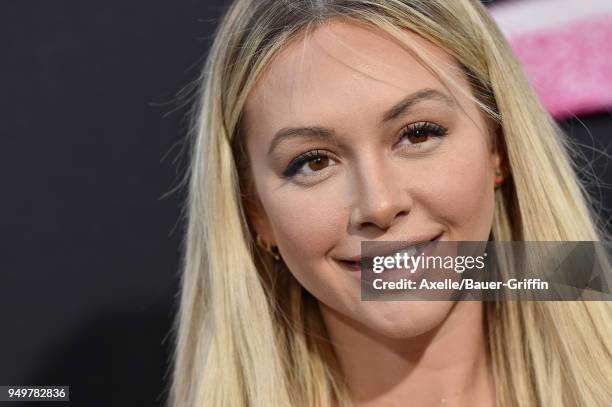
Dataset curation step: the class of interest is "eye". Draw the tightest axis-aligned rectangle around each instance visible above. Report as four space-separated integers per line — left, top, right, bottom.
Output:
398 121 448 146
283 150 338 178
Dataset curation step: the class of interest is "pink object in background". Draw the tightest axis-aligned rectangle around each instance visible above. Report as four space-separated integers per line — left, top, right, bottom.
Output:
489 0 612 120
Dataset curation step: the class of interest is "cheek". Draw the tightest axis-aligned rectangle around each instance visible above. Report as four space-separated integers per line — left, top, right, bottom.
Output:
260 186 346 270
260 186 358 311
420 136 495 239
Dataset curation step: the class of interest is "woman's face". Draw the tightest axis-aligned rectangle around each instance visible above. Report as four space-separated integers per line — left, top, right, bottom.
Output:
243 21 502 338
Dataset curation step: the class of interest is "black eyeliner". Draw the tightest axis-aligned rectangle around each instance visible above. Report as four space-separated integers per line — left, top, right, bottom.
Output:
283 150 331 178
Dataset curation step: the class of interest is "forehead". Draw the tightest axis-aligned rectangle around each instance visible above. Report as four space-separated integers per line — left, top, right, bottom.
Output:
244 20 469 136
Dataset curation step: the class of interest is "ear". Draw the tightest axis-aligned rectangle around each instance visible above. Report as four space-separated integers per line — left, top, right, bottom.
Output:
244 189 276 247
491 124 509 178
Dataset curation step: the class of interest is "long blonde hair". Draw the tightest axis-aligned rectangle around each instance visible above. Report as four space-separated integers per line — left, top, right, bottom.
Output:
168 1 612 406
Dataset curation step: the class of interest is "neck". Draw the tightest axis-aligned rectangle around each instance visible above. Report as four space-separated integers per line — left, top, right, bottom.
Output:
320 301 495 407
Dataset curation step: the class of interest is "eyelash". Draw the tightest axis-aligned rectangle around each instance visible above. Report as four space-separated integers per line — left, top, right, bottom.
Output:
282 121 448 178
283 150 333 178
399 121 448 142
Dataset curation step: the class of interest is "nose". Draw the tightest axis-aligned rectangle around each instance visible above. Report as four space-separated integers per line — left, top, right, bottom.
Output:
349 157 412 232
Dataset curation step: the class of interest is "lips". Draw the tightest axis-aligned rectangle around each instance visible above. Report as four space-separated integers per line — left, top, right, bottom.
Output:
338 259 362 271
336 233 443 273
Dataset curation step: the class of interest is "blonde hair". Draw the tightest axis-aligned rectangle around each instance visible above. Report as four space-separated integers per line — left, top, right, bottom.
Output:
168 0 612 406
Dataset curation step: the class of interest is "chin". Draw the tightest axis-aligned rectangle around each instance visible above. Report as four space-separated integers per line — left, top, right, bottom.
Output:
357 300 456 339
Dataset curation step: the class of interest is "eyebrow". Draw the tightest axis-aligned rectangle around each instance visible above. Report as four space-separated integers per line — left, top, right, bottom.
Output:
380 88 455 123
267 88 454 156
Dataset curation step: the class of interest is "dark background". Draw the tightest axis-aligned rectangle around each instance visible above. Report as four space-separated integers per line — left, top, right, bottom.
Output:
1 1 228 406
1 1 610 407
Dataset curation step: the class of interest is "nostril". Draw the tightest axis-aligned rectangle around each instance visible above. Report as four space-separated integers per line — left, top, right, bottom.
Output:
397 210 409 218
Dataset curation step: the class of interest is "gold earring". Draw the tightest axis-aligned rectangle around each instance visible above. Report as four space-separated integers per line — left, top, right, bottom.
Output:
255 234 281 261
